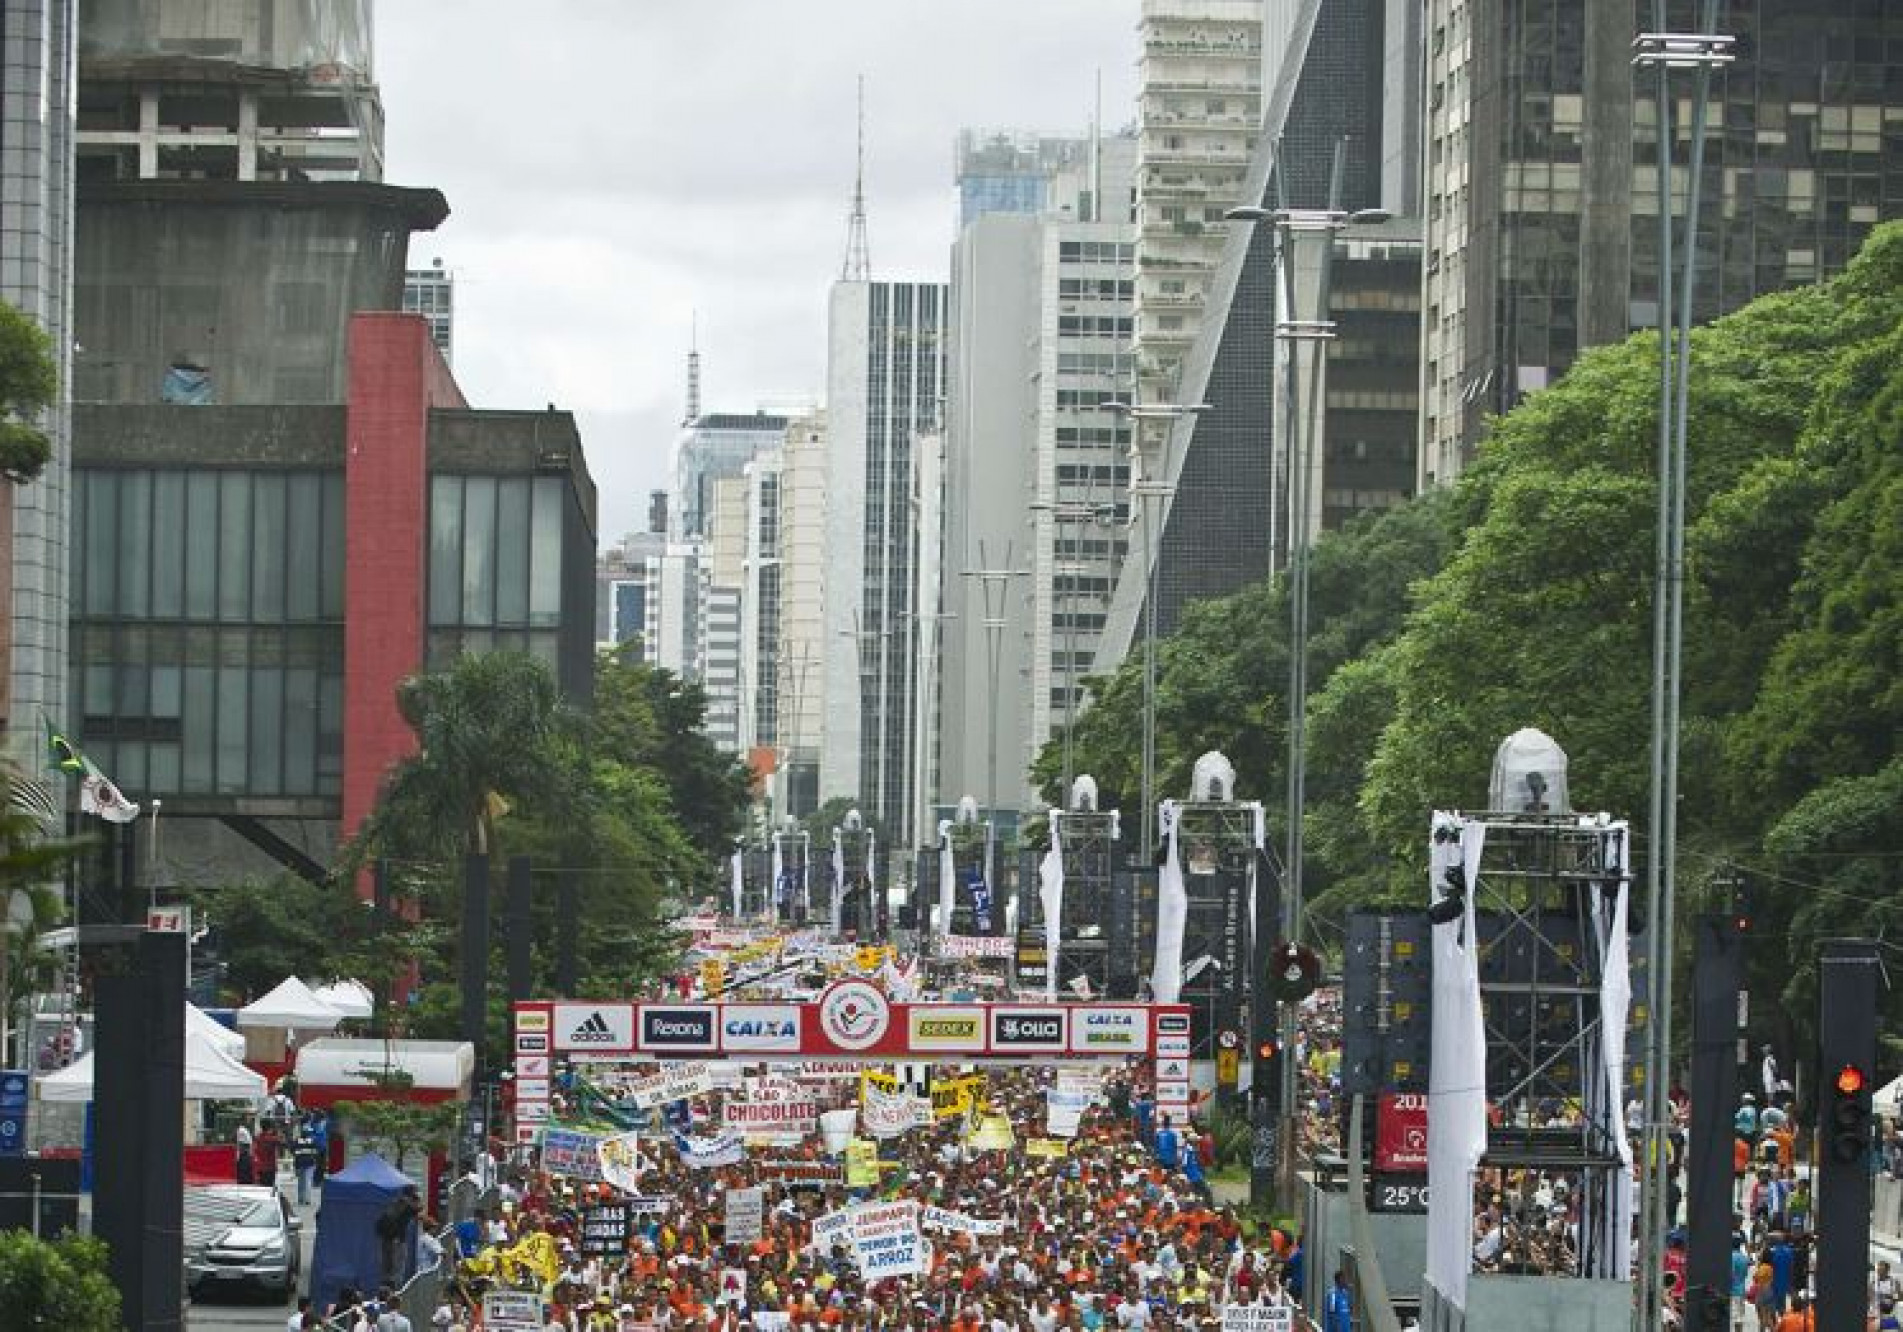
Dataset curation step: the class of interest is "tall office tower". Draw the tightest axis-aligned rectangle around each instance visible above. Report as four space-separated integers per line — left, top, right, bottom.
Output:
699 475 750 753
1419 0 1903 490
0 0 77 768
75 1 382 182
736 452 783 760
403 258 453 363
940 130 1139 825
774 412 827 819
1133 0 1262 405
819 280 945 849
1099 0 1418 669
672 409 789 538
643 542 703 683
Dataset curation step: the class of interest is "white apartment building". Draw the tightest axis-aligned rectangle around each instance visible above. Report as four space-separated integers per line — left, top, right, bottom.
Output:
1134 0 1263 404
775 412 827 819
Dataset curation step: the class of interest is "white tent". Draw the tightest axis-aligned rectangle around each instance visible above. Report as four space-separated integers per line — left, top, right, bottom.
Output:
294 1038 474 1097
38 1020 266 1104
310 979 375 1020
188 1003 246 1058
236 976 344 1030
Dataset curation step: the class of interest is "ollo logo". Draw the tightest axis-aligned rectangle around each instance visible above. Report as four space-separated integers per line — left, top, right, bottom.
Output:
818 979 890 1051
990 1008 1066 1050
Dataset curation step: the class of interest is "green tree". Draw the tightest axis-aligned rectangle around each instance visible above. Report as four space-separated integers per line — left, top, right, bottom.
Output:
0 1231 121 1331
0 300 57 485
0 768 90 1065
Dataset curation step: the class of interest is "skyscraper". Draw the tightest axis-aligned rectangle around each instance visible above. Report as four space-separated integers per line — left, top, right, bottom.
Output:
1099 0 1418 667
0 0 76 769
819 280 945 849
1133 0 1263 405
1418 0 1903 489
672 411 789 538
403 259 454 363
774 412 827 819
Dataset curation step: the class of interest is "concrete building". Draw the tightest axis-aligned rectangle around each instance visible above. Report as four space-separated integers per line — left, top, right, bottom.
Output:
956 128 1090 228
1418 0 1903 489
75 0 382 183
672 410 788 538
1100 0 1419 669
774 412 827 819
71 316 597 886
819 280 946 849
936 128 1139 827
1133 0 1262 405
737 452 783 762
403 257 453 363
0 0 78 775
641 540 702 683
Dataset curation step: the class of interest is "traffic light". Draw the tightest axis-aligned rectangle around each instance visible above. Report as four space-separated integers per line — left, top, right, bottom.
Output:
1255 1038 1280 1063
1266 941 1321 1001
1829 1061 1872 1165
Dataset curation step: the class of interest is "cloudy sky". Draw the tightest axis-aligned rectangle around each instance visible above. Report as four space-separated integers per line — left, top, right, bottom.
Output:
378 2 1140 541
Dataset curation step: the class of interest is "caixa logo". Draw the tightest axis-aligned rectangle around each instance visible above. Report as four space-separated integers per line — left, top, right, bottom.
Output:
640 1007 716 1049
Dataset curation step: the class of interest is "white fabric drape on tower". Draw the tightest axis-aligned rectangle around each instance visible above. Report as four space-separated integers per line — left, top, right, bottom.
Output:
1039 815 1065 1002
730 848 744 919
1592 822 1636 1278
1424 812 1489 1315
1150 800 1187 1003
937 820 956 940
830 831 845 938
770 840 784 925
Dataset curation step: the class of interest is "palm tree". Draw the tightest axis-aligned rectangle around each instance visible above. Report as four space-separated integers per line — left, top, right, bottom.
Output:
354 651 586 865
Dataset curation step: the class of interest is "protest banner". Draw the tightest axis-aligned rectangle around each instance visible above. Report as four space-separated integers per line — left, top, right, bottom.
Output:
578 1203 630 1257
624 1194 672 1213
935 934 1014 959
725 1185 764 1244
968 1114 1014 1150
921 1205 1007 1237
674 1130 745 1169
1221 1306 1294 1331
848 1201 927 1278
860 1083 929 1139
756 1159 843 1186
1046 1084 1094 1138
540 1128 604 1181
625 1062 715 1110
597 1131 643 1193
1026 1137 1070 1159
810 1206 855 1252
716 1267 748 1305
845 1136 883 1187
930 1074 985 1120
721 1098 818 1140
753 1315 790 1331
483 1292 542 1332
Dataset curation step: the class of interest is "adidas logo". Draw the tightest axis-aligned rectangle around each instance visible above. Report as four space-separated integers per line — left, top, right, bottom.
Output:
569 1011 618 1044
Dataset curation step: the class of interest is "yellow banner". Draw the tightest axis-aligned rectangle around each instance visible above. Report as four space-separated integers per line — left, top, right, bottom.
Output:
845 1137 880 1187
968 1114 1014 1151
859 1069 901 1104
931 1074 985 1120
1026 1138 1069 1159
699 960 725 996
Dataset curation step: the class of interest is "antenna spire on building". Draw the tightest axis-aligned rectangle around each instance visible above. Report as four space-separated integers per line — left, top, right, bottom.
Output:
685 313 702 424
841 75 871 281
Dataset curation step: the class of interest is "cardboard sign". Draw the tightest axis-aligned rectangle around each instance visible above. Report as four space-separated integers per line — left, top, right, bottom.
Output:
625 1062 715 1110
848 1201 927 1277
1221 1306 1294 1331
541 1128 604 1180
578 1203 630 1257
845 1137 881 1187
1026 1137 1070 1159
597 1131 643 1193
725 1185 764 1244
483 1292 542 1332
861 1084 930 1139
674 1130 745 1169
968 1114 1014 1151
936 934 1014 958
721 1098 818 1140
921 1205 1007 1236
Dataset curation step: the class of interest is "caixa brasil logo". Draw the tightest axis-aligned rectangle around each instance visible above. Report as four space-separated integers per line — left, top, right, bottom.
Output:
818 979 890 1051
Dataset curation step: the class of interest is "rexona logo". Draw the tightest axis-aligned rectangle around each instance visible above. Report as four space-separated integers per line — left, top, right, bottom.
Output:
640 1007 716 1049
721 1005 802 1051
555 1004 635 1057
817 979 890 1051
991 1009 1066 1049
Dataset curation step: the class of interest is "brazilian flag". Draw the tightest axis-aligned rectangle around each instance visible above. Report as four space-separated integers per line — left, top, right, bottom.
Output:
44 719 83 774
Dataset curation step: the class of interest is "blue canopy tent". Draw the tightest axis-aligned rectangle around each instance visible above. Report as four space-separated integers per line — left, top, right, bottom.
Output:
309 1152 416 1311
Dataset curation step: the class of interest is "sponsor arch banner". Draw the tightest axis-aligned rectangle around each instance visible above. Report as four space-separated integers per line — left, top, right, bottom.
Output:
524 989 1187 1061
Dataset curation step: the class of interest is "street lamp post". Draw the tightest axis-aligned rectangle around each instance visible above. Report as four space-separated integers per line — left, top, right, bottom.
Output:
1101 400 1210 860
1226 191 1389 1208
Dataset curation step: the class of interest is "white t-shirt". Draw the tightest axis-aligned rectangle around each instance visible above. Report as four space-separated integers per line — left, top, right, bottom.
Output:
1029 1306 1060 1332
1116 1299 1152 1328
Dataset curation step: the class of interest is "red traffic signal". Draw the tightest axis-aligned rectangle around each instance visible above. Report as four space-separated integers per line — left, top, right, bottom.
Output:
1256 1039 1280 1062
1835 1063 1867 1096
1829 1062 1872 1164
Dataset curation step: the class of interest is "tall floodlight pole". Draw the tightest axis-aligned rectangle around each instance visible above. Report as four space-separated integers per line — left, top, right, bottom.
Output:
1229 172 1389 1207
1631 12 1732 1332
1102 400 1210 858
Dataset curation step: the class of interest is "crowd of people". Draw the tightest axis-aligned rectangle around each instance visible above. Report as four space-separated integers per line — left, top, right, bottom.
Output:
396 1064 1322 1331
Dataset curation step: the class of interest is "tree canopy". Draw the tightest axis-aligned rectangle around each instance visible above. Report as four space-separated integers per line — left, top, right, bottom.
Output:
1035 221 1903 1051
0 299 56 485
